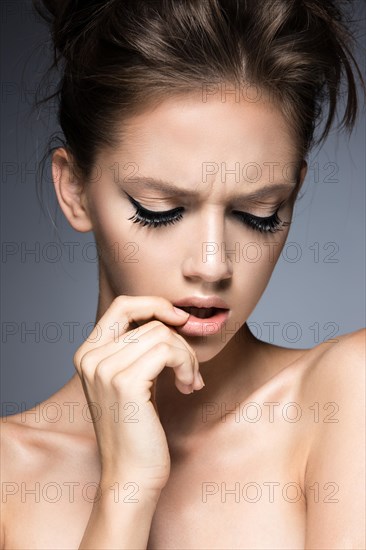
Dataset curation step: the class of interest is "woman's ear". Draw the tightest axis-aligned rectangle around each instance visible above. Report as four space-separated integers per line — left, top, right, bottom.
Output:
51 147 93 233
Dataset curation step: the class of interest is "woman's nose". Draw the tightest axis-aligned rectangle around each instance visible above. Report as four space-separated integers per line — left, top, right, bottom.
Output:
181 214 234 283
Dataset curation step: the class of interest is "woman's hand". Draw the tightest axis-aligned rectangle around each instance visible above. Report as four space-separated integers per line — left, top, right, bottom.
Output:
73 295 204 495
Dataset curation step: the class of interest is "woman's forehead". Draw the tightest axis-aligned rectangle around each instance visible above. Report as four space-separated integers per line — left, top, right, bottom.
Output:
105 94 299 170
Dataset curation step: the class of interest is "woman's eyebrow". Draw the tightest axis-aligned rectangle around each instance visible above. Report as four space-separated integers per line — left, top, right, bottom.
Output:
118 176 299 201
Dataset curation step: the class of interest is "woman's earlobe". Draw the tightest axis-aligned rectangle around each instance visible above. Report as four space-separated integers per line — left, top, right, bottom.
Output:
51 148 93 233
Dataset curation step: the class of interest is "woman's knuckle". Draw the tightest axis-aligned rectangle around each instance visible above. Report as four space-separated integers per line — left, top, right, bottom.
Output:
73 345 88 369
157 296 172 308
79 351 96 376
154 341 170 355
179 370 193 385
113 294 128 311
110 371 128 392
188 348 196 366
147 320 162 330
155 323 171 339
115 294 127 305
94 360 110 382
73 349 81 369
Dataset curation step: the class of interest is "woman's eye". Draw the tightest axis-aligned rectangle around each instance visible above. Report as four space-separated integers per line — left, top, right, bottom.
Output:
126 194 184 228
126 194 289 234
231 209 289 233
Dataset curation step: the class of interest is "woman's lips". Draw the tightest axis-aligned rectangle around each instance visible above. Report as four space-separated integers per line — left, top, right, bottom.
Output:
173 296 230 309
174 308 230 337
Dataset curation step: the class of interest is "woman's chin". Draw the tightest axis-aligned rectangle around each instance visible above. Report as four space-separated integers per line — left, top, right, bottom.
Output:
182 338 228 365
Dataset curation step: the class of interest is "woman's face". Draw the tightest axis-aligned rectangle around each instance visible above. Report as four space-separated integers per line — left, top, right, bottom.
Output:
71 92 306 362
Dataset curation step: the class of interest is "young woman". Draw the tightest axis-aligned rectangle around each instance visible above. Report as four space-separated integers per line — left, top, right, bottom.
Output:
1 1 365 548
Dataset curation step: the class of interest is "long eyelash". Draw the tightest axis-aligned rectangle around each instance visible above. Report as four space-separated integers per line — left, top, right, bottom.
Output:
232 210 290 233
127 195 184 228
128 208 184 228
126 195 289 233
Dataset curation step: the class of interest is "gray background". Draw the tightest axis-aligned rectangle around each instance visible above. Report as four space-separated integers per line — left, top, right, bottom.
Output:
1 1 365 414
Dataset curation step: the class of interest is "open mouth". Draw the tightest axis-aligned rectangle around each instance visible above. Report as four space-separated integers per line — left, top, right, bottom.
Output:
174 305 230 336
179 306 225 319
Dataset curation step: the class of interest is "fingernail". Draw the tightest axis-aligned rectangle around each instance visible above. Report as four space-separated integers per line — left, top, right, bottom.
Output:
173 306 189 317
194 372 205 390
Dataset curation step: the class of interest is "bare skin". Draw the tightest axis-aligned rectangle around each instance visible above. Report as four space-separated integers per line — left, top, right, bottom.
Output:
1 328 365 549
1 93 365 549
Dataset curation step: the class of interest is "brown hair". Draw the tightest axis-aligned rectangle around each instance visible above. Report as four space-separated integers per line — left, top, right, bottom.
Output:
33 0 365 217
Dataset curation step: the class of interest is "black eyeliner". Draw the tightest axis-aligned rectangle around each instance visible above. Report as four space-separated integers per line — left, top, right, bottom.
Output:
124 191 288 233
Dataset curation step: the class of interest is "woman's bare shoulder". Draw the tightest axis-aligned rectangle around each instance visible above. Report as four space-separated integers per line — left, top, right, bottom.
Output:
0 417 40 549
0 411 64 491
1 408 61 458
299 328 365 548
299 327 366 399
1 406 100 549
1 405 97 470
250 328 364 402
1 415 38 470
0 403 97 497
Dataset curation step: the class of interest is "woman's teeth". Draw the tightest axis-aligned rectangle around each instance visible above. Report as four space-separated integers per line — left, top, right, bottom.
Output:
181 307 217 319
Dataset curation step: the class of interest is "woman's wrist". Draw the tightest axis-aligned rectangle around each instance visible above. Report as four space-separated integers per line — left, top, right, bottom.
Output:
97 475 163 507
78 487 159 550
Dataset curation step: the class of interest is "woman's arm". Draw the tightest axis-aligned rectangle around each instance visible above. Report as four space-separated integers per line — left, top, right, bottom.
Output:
73 295 200 549
78 480 160 550
304 328 366 549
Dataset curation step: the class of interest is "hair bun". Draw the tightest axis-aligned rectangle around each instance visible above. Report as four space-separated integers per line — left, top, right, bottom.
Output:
32 0 365 199
33 0 110 61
